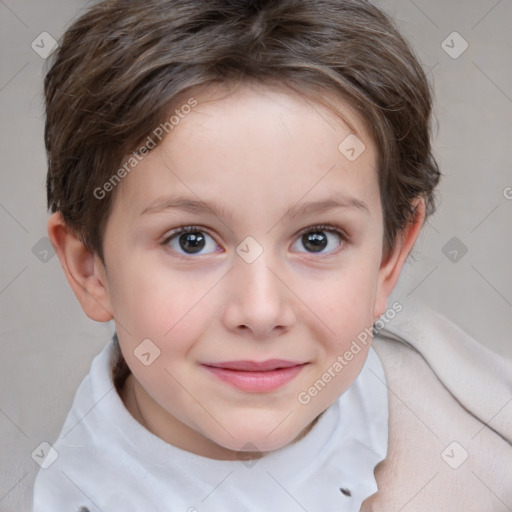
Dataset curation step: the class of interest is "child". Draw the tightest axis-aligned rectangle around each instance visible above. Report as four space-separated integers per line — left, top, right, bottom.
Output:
33 0 512 510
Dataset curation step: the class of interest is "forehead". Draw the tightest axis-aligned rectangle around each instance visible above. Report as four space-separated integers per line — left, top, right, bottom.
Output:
114 81 381 226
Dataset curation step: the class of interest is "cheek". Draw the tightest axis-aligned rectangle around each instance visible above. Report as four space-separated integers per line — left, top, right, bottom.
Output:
306 264 378 396
320 264 379 332
107 254 214 340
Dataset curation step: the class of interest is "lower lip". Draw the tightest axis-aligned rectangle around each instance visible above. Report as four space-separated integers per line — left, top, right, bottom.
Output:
202 364 306 392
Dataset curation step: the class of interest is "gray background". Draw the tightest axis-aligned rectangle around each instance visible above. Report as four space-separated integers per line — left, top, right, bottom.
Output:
1 0 511 510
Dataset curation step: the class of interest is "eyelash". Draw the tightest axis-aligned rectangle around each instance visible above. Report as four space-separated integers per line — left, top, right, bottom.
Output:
294 224 349 256
161 225 216 248
161 223 349 256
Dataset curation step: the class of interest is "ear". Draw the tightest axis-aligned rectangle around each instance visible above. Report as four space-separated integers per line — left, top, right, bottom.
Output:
373 197 426 321
47 212 114 322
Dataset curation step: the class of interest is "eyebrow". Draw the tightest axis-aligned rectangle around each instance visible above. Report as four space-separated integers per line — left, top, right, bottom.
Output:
141 194 370 219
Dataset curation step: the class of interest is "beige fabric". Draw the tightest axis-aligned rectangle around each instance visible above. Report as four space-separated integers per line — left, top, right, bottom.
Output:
361 297 512 511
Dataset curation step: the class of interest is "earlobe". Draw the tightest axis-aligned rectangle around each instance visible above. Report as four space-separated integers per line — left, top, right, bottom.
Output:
47 212 114 322
373 197 426 320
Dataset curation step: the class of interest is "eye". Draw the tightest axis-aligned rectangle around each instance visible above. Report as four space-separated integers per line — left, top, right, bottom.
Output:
163 226 219 256
290 224 346 254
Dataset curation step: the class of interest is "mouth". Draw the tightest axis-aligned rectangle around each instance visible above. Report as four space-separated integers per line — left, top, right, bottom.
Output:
201 359 308 393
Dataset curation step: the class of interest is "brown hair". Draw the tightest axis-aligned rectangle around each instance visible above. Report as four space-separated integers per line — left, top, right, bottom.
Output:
44 0 440 265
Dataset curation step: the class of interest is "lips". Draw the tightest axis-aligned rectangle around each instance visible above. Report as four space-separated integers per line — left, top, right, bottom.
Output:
204 359 303 371
201 359 307 393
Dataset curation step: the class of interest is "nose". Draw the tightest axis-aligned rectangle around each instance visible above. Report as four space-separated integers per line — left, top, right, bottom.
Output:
222 252 296 339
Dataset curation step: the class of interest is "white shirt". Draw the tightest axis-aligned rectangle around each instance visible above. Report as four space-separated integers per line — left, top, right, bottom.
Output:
32 340 388 512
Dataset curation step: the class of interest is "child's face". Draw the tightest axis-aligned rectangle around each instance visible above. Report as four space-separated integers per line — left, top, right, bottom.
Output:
97 83 400 457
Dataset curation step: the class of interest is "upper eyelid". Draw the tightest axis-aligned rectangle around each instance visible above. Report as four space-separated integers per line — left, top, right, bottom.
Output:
164 223 346 238
296 224 348 238
162 225 215 241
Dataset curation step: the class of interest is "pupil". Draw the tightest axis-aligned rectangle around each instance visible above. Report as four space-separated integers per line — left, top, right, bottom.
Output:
303 232 327 252
179 232 205 253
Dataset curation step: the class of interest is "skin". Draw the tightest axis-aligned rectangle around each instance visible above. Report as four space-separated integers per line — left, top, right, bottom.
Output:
48 81 425 461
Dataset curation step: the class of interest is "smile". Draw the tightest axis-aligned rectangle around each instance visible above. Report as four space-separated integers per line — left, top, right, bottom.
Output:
201 359 308 393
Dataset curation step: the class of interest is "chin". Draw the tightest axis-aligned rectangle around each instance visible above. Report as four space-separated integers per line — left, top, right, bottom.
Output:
209 414 309 454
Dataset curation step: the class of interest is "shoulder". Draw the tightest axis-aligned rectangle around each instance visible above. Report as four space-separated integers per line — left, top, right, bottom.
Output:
363 298 512 511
